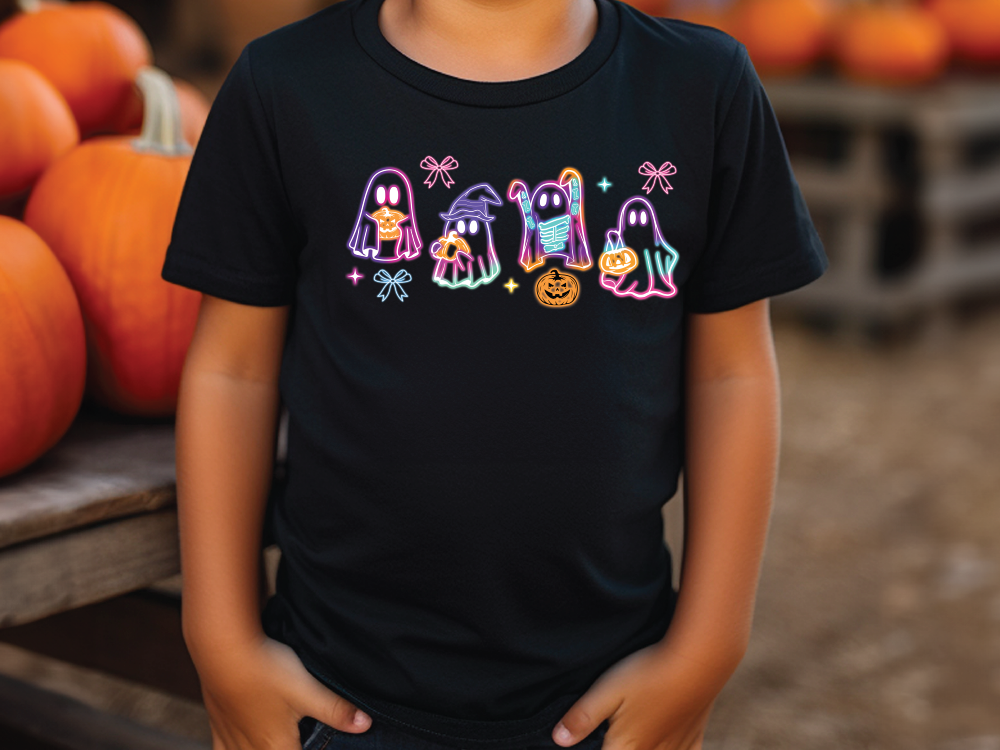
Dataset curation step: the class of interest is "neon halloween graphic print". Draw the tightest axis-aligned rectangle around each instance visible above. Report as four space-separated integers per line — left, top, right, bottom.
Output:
374 268 412 301
348 167 423 262
420 155 459 188
637 161 677 194
430 183 503 289
598 196 679 300
343 165 683 305
507 168 592 273
534 268 580 307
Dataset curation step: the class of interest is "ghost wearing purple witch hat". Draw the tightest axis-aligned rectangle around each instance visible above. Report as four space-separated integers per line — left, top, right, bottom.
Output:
429 182 502 289
348 167 422 263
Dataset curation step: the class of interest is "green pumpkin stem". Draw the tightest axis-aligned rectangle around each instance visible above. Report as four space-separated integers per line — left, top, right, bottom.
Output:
18 0 67 11
132 66 193 157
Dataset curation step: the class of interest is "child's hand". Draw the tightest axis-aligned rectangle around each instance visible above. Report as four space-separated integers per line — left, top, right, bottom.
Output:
551 640 738 750
192 632 371 750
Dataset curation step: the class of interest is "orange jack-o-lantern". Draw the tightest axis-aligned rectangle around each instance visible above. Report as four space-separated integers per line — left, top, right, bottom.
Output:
535 267 580 307
432 230 472 261
599 246 639 275
369 206 405 240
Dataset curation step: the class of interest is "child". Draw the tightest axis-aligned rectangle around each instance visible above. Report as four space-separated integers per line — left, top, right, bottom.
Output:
161 0 828 748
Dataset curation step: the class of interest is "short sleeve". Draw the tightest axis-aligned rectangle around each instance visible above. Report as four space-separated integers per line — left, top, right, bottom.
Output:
161 43 302 306
684 43 828 314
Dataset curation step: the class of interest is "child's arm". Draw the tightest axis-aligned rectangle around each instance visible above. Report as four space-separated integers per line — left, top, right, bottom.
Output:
552 298 779 750
176 295 372 749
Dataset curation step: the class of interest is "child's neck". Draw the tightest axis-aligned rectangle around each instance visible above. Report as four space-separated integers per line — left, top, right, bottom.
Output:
377 0 599 82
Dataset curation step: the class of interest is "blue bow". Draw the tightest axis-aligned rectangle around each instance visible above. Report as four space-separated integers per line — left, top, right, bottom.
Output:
374 268 412 302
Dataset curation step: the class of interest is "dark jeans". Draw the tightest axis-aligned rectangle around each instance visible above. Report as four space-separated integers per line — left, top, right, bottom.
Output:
298 716 610 750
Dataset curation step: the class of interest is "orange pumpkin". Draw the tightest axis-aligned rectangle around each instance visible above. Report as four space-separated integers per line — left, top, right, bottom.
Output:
599 246 640 275
668 1 739 36
0 58 78 199
114 75 211 146
535 268 581 307
0 0 152 136
432 230 473 262
24 67 200 416
0 216 87 478
926 0 1000 64
729 0 833 75
831 3 950 84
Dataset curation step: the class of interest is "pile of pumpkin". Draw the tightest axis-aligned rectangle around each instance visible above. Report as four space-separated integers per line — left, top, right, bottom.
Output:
1 0 210 478
626 0 1000 84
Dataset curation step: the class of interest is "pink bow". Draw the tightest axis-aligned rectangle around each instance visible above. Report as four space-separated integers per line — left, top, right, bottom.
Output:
420 155 459 188
638 161 677 194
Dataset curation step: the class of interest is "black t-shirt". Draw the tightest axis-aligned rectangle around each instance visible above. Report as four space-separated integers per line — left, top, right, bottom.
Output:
161 0 827 746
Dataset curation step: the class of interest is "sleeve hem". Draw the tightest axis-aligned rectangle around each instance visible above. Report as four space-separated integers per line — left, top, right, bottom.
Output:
161 252 295 307
683 243 829 314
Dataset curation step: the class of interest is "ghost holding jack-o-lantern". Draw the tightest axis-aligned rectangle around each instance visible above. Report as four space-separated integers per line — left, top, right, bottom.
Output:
347 167 422 263
598 195 679 300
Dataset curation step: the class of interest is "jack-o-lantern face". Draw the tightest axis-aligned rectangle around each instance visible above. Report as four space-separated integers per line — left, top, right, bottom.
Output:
432 230 472 262
535 268 580 307
368 206 406 240
599 246 639 275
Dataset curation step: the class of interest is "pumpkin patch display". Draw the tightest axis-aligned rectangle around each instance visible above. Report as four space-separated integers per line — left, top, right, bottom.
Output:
729 0 833 75
831 2 950 84
114 75 211 146
0 0 153 136
667 0 739 37
926 0 1000 64
0 216 87 478
535 268 581 307
24 67 200 417
0 58 78 200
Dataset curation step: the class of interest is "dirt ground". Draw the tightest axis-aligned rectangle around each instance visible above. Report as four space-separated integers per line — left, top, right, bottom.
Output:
1 307 997 750
706 308 1000 750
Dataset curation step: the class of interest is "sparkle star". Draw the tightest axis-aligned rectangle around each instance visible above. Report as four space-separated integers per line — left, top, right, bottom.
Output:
597 177 612 192
504 277 519 294
347 267 364 285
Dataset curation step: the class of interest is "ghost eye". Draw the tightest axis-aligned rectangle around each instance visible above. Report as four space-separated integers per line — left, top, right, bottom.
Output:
553 193 561 207
469 219 479 234
457 219 467 233
389 185 400 205
629 209 637 225
639 210 648 225
376 185 386 204
539 193 548 208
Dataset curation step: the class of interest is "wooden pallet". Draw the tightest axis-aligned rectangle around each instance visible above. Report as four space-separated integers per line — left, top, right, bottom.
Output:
764 73 1000 335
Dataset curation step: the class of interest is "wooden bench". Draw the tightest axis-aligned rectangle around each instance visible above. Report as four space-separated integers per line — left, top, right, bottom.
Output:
0 401 223 750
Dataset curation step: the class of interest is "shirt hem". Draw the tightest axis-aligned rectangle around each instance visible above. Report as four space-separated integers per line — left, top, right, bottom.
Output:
161 252 296 307
261 582 677 749
292 642 580 749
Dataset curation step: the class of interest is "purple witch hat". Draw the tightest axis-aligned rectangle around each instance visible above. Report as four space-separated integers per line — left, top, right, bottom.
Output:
431 182 503 289
439 183 502 223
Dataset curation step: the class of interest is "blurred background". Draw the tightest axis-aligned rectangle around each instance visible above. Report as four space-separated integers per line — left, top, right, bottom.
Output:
0 0 998 748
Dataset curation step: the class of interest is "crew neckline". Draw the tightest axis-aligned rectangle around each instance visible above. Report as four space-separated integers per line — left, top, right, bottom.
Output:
351 0 621 107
